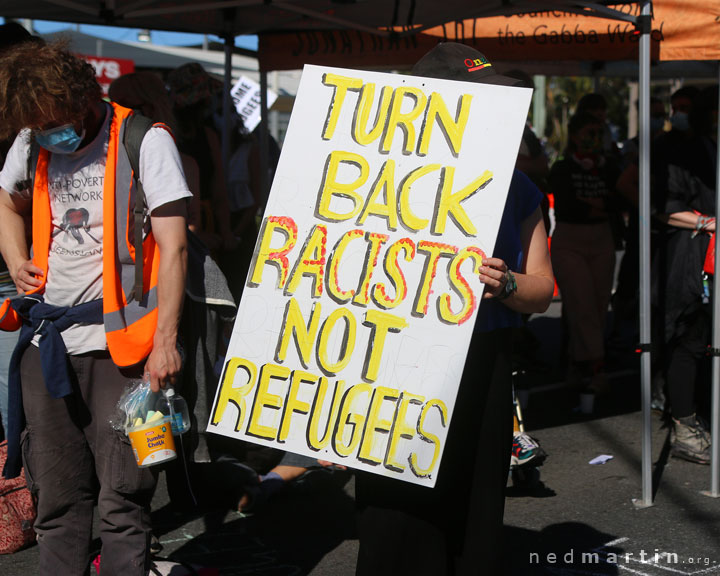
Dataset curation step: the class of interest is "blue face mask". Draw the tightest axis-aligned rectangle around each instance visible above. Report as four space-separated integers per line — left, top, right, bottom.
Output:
35 123 85 154
671 112 690 133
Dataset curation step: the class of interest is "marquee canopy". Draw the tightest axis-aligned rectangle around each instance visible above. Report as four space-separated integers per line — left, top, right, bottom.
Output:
424 0 718 62
2 0 641 38
257 0 718 71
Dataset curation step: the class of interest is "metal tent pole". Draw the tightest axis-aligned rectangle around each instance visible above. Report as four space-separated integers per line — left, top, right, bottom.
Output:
634 0 654 509
702 62 720 499
220 8 238 175
259 69 269 202
222 33 234 175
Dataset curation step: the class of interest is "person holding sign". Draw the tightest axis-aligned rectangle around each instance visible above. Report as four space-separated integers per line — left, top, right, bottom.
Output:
355 43 554 576
204 41 551 572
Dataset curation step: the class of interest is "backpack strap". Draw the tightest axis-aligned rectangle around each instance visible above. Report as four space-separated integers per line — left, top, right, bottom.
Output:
17 134 39 198
122 112 154 304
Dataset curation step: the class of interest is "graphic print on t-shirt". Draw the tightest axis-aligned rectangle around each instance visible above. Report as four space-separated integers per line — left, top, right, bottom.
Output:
570 171 610 199
48 169 105 258
52 207 101 245
48 170 105 260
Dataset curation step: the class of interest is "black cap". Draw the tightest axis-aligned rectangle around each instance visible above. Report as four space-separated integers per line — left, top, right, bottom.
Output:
0 22 36 52
412 42 522 87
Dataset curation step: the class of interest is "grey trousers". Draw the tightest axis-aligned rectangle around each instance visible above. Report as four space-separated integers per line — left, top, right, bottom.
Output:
20 346 157 576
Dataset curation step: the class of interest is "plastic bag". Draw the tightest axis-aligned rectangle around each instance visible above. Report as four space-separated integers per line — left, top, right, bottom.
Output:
109 378 166 434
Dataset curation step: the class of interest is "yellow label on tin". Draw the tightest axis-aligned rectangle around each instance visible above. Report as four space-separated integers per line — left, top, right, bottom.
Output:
127 419 177 467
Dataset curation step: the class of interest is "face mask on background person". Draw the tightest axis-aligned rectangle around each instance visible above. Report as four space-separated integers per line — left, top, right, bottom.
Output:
35 123 85 154
671 112 690 133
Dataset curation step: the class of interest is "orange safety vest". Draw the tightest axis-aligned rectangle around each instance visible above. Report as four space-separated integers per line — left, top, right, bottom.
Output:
0 103 160 367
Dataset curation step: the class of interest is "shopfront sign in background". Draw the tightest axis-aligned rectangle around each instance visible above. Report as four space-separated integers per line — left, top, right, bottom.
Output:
81 54 134 96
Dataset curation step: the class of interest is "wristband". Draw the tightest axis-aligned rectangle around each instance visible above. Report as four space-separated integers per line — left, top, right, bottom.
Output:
693 214 715 238
496 269 517 301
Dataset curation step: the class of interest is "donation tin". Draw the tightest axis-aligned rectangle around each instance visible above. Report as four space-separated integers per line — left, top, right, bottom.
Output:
127 418 177 467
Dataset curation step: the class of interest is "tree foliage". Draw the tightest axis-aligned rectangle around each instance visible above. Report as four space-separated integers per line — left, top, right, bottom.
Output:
543 75 630 162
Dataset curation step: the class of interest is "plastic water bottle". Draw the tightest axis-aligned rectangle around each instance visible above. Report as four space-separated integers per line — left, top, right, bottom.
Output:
163 387 191 435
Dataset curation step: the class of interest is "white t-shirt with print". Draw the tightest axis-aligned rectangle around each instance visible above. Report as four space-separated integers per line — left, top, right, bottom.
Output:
0 103 192 354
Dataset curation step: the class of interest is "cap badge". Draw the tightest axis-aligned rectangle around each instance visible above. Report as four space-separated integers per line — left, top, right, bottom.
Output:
464 58 492 72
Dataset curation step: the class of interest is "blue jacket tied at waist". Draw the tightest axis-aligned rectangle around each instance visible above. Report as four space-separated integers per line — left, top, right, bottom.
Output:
2 295 103 479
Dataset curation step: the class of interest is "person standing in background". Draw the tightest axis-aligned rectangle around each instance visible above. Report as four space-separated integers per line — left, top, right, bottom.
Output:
550 111 621 399
167 63 237 257
661 86 718 464
108 71 204 239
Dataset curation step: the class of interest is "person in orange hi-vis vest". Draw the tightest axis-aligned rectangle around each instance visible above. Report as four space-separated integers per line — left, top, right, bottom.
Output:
0 41 191 575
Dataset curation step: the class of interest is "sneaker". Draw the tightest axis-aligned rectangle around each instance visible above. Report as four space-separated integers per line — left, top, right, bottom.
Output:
150 534 163 555
510 432 547 469
650 375 666 412
671 414 711 464
650 393 666 412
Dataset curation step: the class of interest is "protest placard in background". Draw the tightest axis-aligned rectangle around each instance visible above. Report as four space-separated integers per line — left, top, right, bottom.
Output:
209 65 531 486
230 75 278 133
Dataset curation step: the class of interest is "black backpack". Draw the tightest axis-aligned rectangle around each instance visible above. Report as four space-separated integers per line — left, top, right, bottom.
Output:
122 112 154 303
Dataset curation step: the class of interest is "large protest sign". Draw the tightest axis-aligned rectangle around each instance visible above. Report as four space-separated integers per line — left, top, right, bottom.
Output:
208 65 531 486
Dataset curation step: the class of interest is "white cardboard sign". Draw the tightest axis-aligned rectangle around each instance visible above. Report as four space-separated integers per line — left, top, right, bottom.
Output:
230 75 278 133
209 65 531 486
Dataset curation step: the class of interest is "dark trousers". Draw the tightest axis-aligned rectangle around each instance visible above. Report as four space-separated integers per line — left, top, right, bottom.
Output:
21 346 157 576
667 303 711 419
355 329 514 576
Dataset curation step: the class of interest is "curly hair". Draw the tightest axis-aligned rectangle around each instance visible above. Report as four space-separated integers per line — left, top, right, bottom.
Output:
0 40 102 141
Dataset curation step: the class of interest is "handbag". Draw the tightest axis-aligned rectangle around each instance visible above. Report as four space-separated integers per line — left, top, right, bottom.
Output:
0 440 36 554
704 233 715 276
